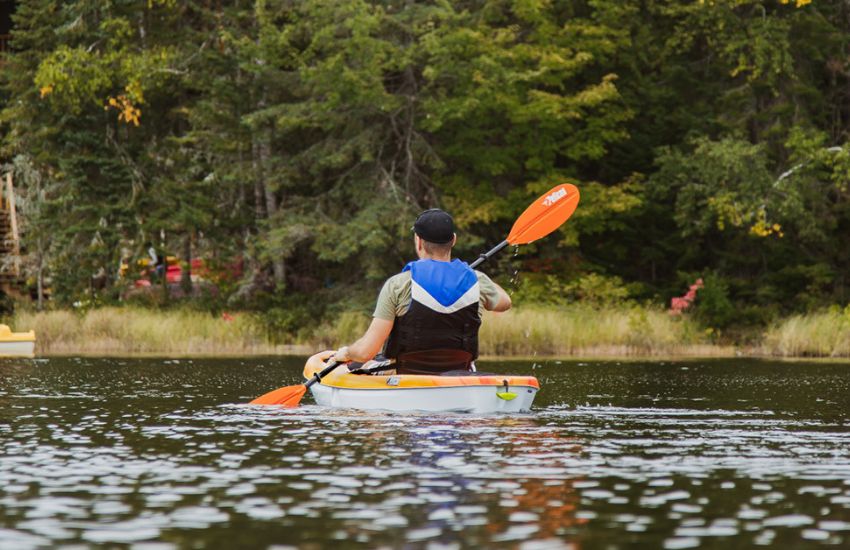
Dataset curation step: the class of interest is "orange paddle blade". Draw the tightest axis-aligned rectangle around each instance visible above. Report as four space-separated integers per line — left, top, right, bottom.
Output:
249 384 307 407
507 183 580 245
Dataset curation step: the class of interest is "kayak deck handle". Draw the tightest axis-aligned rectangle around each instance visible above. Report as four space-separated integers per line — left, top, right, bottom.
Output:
496 379 518 401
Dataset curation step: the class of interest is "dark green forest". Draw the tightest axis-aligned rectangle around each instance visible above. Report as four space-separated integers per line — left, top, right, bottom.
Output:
1 0 849 335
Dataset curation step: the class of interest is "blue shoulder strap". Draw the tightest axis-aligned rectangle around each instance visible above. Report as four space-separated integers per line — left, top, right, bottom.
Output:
403 259 478 307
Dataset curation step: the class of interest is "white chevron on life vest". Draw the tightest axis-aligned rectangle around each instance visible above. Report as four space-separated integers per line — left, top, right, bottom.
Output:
411 279 481 314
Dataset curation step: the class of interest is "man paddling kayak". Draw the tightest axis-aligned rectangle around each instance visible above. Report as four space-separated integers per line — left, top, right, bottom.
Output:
250 184 578 406
331 208 512 374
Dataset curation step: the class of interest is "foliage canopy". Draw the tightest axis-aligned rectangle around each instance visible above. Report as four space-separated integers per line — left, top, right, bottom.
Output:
1 0 849 335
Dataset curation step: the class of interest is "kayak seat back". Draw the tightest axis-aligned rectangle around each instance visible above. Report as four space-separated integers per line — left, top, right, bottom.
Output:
396 348 472 375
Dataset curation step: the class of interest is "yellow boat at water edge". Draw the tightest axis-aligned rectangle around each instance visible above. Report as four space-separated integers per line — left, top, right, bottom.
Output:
0 324 36 357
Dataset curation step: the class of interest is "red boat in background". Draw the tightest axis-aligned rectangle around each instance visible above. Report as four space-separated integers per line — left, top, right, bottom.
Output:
126 256 242 298
133 257 210 287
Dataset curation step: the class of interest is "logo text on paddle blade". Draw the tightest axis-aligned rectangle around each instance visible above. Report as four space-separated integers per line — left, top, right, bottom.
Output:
542 187 568 207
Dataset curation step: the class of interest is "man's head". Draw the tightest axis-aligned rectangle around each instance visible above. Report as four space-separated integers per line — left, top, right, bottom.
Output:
413 208 456 260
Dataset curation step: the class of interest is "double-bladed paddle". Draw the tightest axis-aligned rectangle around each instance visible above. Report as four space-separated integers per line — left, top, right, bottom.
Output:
249 182 580 407
470 182 580 268
248 358 395 407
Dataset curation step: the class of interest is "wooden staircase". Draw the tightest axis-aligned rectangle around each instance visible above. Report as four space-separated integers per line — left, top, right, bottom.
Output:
0 173 23 298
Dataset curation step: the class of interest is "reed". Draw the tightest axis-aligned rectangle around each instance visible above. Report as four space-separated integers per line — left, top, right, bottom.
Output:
477 305 723 357
11 307 308 356
312 305 732 357
313 310 371 349
10 304 730 357
761 309 850 357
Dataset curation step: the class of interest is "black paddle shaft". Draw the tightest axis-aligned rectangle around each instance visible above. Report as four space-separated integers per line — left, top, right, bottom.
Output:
469 239 510 269
305 360 343 389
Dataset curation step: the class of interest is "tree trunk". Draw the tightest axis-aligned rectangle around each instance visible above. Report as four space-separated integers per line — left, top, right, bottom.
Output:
159 241 169 304
36 243 44 311
250 9 286 289
251 88 286 288
253 137 266 223
181 233 192 296
259 128 286 287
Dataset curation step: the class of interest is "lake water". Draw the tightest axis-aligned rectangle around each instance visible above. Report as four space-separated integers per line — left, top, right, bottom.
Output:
1 357 849 548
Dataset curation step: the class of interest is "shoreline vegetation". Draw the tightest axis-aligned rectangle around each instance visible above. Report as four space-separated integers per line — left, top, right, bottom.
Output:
5 2 850 365
8 306 850 360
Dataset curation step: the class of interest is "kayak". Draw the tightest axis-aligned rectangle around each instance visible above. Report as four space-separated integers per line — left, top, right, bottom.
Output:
0 324 35 358
302 352 539 413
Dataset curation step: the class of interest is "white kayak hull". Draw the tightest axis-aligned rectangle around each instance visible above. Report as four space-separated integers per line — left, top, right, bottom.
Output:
309 383 538 413
0 340 35 358
0 324 36 358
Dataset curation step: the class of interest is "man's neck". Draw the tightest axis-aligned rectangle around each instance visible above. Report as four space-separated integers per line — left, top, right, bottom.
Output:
420 254 452 262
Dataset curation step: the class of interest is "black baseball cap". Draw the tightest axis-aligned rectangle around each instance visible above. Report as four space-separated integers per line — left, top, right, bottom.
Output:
413 208 455 244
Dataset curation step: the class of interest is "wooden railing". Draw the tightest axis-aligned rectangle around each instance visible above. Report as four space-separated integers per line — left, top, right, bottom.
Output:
0 173 20 277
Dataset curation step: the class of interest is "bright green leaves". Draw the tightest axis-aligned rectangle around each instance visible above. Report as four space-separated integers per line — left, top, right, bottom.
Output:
443 178 510 227
33 6 178 126
35 46 112 112
7 0 850 317
568 179 643 242
421 0 629 238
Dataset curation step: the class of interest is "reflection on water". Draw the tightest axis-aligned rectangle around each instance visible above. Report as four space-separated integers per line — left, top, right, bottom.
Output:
1 357 849 548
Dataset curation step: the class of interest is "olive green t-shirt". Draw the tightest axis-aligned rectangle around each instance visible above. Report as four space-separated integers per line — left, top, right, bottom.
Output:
373 270 502 321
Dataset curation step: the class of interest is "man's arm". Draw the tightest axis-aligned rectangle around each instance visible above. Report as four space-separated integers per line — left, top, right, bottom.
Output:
489 282 512 312
333 317 394 363
477 271 512 312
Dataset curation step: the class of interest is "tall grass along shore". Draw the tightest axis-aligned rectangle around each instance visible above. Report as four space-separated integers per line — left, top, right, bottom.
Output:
761 308 850 358
7 305 850 358
11 308 307 356
8 305 722 357
478 306 728 358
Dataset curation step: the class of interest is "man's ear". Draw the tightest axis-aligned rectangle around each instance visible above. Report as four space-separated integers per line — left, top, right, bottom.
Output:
451 234 457 247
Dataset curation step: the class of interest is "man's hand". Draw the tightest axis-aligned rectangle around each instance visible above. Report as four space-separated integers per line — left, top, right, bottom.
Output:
333 346 351 363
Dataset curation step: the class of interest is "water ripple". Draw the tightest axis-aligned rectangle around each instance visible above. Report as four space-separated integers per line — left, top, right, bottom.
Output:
1 357 849 547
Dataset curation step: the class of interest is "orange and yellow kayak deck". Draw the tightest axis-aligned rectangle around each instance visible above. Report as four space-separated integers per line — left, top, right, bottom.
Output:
303 353 539 413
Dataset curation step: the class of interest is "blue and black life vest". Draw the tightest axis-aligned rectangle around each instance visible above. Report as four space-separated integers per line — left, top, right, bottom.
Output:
384 259 482 370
